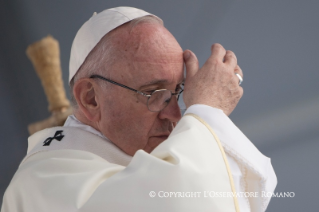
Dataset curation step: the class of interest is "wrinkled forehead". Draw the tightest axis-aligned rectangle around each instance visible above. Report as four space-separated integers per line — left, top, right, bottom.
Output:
113 23 182 59
109 23 184 85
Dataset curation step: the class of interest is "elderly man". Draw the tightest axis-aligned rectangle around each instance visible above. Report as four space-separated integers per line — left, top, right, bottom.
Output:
2 7 276 212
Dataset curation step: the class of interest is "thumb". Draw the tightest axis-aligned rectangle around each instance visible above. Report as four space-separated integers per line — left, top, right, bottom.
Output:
183 50 199 79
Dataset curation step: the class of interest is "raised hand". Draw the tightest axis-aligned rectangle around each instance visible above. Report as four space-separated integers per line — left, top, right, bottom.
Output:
183 43 243 116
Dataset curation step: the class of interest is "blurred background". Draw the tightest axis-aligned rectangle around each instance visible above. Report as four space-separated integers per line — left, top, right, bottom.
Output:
0 0 318 210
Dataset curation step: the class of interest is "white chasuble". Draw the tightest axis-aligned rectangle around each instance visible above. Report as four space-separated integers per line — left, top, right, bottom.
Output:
2 105 277 212
2 114 240 211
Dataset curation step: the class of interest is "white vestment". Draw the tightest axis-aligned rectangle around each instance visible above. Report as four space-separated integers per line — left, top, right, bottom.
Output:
1 105 277 212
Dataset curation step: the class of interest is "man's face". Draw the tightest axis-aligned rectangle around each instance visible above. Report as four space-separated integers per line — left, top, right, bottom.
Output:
96 23 184 156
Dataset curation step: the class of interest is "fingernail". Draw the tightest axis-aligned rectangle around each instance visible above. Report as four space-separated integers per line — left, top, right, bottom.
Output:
184 51 190 60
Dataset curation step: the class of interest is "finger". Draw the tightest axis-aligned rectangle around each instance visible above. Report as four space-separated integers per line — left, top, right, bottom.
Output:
210 43 226 62
236 86 244 105
183 50 199 79
234 73 243 86
239 86 244 98
234 65 243 86
234 65 243 79
224 50 237 68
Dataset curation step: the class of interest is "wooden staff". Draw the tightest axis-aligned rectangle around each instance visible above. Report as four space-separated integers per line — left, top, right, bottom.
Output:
26 35 72 135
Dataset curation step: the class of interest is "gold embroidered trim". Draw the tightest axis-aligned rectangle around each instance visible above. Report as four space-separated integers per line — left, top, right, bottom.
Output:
185 113 240 212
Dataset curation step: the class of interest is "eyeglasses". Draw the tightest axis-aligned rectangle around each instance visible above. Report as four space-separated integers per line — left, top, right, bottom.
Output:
90 75 184 112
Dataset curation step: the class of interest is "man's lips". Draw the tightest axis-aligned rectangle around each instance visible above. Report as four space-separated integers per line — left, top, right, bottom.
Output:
154 135 169 139
152 133 170 140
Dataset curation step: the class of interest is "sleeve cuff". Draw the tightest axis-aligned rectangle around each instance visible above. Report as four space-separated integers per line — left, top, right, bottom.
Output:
184 104 275 183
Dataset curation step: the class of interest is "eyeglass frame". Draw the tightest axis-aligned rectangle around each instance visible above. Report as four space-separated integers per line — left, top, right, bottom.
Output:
90 74 184 112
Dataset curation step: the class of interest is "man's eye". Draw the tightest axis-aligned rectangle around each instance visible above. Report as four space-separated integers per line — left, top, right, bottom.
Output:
144 90 155 94
175 84 184 92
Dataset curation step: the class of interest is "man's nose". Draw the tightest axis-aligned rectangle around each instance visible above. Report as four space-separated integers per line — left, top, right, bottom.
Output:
158 96 182 122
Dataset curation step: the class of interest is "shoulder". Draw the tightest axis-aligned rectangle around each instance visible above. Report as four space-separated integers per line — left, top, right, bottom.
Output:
3 149 124 212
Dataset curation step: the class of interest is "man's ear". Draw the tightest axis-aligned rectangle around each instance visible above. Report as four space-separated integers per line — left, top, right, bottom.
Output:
73 78 101 121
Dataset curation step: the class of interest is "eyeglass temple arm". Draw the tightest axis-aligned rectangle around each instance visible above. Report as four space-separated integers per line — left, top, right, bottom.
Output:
90 75 150 97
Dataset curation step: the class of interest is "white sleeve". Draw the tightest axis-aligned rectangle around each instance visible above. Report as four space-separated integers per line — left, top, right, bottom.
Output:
185 104 277 212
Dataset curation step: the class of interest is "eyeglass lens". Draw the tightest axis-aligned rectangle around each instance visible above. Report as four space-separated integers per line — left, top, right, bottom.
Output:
147 90 174 112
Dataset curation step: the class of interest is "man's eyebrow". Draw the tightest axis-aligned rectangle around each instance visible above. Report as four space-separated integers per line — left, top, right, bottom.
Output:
139 79 185 90
139 79 169 89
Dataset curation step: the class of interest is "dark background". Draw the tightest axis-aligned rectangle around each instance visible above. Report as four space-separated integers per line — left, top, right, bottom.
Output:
1 0 318 211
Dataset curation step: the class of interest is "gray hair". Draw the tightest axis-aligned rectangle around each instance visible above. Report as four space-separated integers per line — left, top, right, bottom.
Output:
70 15 163 108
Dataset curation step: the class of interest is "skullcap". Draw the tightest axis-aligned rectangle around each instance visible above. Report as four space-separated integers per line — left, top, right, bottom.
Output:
69 6 159 82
